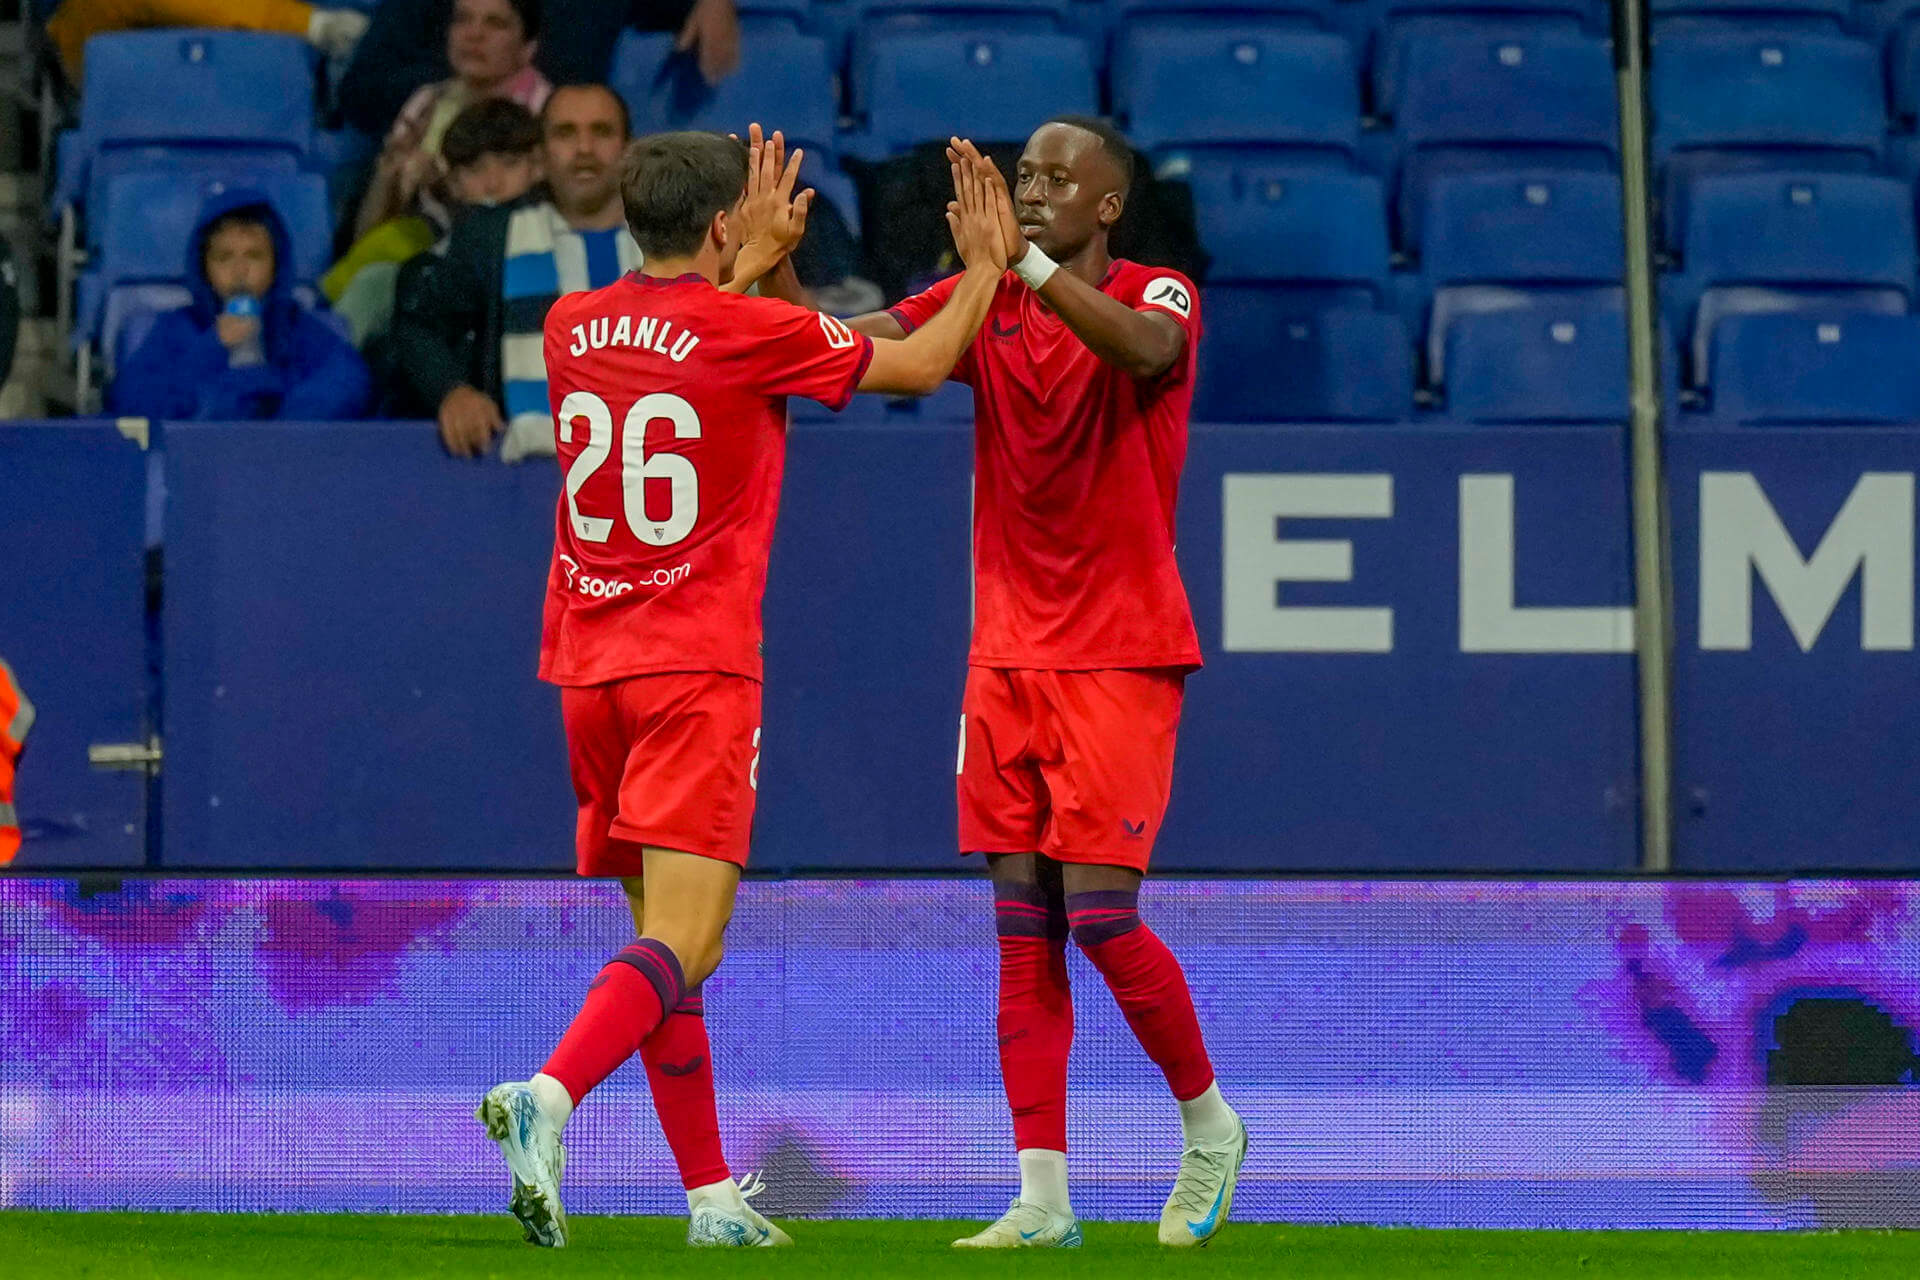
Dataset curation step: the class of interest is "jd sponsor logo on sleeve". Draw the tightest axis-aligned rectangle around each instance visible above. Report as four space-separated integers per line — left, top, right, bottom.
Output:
1144 278 1192 318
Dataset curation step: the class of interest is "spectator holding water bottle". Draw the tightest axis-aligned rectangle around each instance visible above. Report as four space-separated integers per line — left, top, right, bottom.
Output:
110 190 372 420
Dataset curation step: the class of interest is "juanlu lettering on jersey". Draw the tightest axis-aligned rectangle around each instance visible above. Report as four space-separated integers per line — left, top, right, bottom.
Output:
567 314 701 362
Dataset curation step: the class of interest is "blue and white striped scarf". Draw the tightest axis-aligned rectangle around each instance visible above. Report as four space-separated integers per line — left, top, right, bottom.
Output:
499 202 643 463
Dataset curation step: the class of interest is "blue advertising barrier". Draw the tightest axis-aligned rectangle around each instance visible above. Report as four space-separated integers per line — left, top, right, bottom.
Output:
0 422 149 866
11 416 1918 872
1168 425 1639 871
1668 428 1920 871
152 420 1640 871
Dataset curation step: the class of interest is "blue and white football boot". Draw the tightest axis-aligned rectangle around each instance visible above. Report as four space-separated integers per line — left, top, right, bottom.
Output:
951 1200 1084 1248
476 1081 569 1248
1158 1115 1248 1247
687 1171 794 1247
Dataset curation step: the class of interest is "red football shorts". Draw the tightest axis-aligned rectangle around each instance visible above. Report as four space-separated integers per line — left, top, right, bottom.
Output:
560 671 761 877
957 666 1185 872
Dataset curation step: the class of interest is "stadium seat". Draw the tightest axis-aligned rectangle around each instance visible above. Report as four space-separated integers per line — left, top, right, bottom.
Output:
1883 23 1920 126
1668 172 1916 384
1649 0 1848 24
1372 12 1595 119
1444 301 1630 423
1196 291 1415 421
74 170 333 352
608 23 861 227
1114 23 1361 161
855 30 1100 156
1649 30 1882 169
53 31 317 213
1393 29 1618 238
1419 169 1624 279
1189 165 1390 308
1704 312 1920 423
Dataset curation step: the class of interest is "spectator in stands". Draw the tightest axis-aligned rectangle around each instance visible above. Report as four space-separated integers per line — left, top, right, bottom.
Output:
391 83 638 460
0 240 18 393
339 0 737 141
110 190 372 420
327 98 543 350
45 0 368 81
352 0 550 241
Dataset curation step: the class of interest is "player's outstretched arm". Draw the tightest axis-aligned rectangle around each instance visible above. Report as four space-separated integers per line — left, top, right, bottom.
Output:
722 124 814 298
856 145 1006 395
955 139 1186 380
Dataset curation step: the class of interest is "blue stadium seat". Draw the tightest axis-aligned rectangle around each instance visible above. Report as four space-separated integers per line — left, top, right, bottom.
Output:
1884 22 1920 125
1444 301 1630 423
75 169 333 351
1650 0 1847 24
54 31 317 213
611 23 862 230
1189 165 1390 308
1114 23 1361 160
1669 172 1916 384
612 25 838 159
855 31 1100 156
1419 169 1624 279
1650 30 1882 167
1196 291 1415 421
1372 13 1595 119
1393 29 1618 238
1706 313 1920 423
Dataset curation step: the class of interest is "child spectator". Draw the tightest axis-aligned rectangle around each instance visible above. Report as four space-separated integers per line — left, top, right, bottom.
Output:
111 190 372 420
325 97 542 348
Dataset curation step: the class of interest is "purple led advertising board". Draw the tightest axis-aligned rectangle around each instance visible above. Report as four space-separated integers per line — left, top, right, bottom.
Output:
1 878 1914 1226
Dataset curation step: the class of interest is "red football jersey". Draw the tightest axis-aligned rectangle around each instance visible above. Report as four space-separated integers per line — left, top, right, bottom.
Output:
538 272 874 686
889 259 1203 670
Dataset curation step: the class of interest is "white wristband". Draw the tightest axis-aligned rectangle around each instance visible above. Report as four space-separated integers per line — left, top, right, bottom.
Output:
1010 244 1058 290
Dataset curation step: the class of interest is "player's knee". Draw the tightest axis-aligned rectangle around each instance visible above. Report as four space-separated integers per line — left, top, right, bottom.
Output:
1066 888 1143 950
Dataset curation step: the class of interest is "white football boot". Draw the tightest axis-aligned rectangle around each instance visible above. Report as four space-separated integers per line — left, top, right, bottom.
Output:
476 1081 569 1247
1158 1115 1248 1247
687 1171 794 1247
951 1200 1084 1248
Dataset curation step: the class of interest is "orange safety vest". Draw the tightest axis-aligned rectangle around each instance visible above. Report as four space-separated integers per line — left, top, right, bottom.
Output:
0 657 31 864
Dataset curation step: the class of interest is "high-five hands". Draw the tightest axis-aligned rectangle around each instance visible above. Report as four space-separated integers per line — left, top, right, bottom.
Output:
947 138 1027 266
725 122 813 290
946 136 1012 275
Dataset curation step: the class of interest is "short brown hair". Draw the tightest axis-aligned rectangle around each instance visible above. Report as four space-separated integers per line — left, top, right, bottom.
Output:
619 131 748 259
441 98 540 169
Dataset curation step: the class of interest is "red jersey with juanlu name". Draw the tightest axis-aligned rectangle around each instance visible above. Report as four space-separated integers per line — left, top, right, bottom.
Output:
538 272 873 686
890 259 1203 670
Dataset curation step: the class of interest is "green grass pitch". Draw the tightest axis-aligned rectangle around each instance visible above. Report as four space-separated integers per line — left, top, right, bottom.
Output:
7 1213 1918 1279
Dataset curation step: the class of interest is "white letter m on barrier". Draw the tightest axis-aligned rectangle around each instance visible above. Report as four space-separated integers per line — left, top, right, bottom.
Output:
1700 471 1914 652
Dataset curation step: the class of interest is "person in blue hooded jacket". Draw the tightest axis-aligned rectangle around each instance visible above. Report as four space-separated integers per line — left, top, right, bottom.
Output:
110 190 373 420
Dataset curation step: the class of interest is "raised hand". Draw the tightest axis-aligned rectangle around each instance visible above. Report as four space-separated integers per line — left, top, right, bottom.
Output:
948 137 1025 265
735 123 813 260
945 138 1009 274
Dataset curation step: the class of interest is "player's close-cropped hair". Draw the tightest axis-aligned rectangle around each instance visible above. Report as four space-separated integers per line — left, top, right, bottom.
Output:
1045 114 1136 196
441 98 542 169
618 131 750 259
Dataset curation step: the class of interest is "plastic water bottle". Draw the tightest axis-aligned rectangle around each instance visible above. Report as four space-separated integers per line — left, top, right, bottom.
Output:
225 294 265 368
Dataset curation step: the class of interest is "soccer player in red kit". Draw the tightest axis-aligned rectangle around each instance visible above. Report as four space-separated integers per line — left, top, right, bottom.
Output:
476 127 1009 1249
854 120 1246 1248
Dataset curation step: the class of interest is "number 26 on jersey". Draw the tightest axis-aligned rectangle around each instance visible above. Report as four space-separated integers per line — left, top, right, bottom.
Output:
557 390 702 547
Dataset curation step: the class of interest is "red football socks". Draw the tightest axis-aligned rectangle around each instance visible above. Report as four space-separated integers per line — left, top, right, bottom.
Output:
1068 890 1216 1102
639 987 731 1191
543 938 684 1105
995 883 1075 1151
